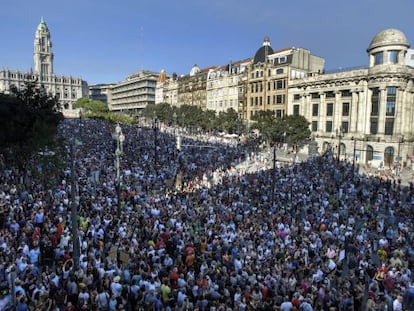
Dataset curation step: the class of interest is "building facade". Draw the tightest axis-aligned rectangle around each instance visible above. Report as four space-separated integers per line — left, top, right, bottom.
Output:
155 69 179 107
206 59 250 116
176 65 209 110
89 83 114 104
0 18 88 117
243 37 325 121
288 28 414 169
108 70 159 113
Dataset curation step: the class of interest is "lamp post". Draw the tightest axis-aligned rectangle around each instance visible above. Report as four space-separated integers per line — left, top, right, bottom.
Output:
173 111 177 134
153 113 159 169
271 144 277 208
337 126 343 163
114 124 125 218
70 142 80 270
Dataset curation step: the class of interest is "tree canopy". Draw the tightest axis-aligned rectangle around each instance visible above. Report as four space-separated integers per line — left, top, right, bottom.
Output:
0 82 63 167
251 111 311 148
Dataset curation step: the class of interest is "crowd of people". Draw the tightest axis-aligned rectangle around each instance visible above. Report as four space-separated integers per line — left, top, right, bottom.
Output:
0 118 413 311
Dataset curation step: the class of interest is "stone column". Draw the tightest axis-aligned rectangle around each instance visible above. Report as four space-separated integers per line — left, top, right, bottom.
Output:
377 87 387 135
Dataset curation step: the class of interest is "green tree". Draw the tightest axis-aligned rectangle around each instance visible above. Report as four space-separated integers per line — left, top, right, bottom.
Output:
280 115 311 150
0 82 63 168
250 110 277 143
75 97 108 114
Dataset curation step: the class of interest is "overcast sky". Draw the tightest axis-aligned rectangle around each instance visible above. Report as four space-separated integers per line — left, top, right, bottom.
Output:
1 0 414 84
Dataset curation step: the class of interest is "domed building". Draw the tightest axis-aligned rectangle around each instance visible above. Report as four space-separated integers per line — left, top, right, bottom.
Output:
289 28 414 170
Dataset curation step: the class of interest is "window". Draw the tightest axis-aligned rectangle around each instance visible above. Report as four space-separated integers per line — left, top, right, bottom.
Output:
276 68 284 74
276 110 283 118
326 103 333 116
267 81 271 91
293 105 300 116
325 121 333 133
342 102 350 116
388 50 399 64
384 118 394 135
255 97 258 106
312 121 318 132
386 86 396 116
312 104 319 116
293 94 300 101
371 88 380 116
326 91 335 98
276 95 284 104
311 92 319 99
370 118 378 135
267 96 270 105
341 121 349 133
366 145 374 162
259 97 263 106
279 56 287 64
250 98 254 106
374 51 384 65
276 80 285 89
341 90 351 97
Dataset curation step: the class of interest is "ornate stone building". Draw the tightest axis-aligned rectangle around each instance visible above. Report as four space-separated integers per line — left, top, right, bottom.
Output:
206 59 250 115
288 29 414 169
0 18 88 117
176 64 209 109
243 37 324 121
155 69 179 107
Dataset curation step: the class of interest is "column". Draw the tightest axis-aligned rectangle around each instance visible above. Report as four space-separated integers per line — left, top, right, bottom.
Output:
377 87 387 135
350 89 359 133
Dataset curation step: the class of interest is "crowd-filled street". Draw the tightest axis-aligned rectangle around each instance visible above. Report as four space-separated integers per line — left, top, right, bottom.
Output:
0 118 413 311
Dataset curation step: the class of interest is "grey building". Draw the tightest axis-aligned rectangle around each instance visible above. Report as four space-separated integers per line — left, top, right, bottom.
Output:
0 18 88 117
288 28 414 169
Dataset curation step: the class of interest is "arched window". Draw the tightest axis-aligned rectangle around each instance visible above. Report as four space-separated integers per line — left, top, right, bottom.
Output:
323 142 331 152
339 143 346 156
366 145 374 162
384 146 394 167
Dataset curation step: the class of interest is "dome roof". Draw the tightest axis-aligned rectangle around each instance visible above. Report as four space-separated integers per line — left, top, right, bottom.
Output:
189 64 200 76
253 36 273 64
368 28 409 51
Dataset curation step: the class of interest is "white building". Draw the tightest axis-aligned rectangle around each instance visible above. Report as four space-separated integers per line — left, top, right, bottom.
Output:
288 28 414 169
108 70 159 112
0 18 88 117
206 59 249 115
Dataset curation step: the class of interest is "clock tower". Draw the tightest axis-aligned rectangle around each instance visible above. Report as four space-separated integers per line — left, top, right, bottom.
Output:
33 17 54 80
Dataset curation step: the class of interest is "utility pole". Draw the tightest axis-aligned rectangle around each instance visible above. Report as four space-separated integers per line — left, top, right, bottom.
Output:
70 143 80 270
113 124 125 218
337 127 343 163
271 145 276 207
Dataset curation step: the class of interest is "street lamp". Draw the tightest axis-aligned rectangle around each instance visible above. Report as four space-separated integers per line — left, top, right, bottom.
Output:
173 111 177 134
69 142 80 270
114 124 125 218
271 144 277 208
336 126 343 163
152 113 159 170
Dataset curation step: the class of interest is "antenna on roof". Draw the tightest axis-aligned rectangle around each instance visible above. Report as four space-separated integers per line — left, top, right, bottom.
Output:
138 26 144 71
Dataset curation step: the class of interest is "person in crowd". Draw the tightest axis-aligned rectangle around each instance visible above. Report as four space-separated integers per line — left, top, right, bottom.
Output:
0 118 413 310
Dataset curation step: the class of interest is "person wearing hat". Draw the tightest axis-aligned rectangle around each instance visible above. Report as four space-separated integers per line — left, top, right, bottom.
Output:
111 275 122 299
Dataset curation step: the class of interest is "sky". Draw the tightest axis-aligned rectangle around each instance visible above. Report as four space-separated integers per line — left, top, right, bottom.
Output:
1 0 414 85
